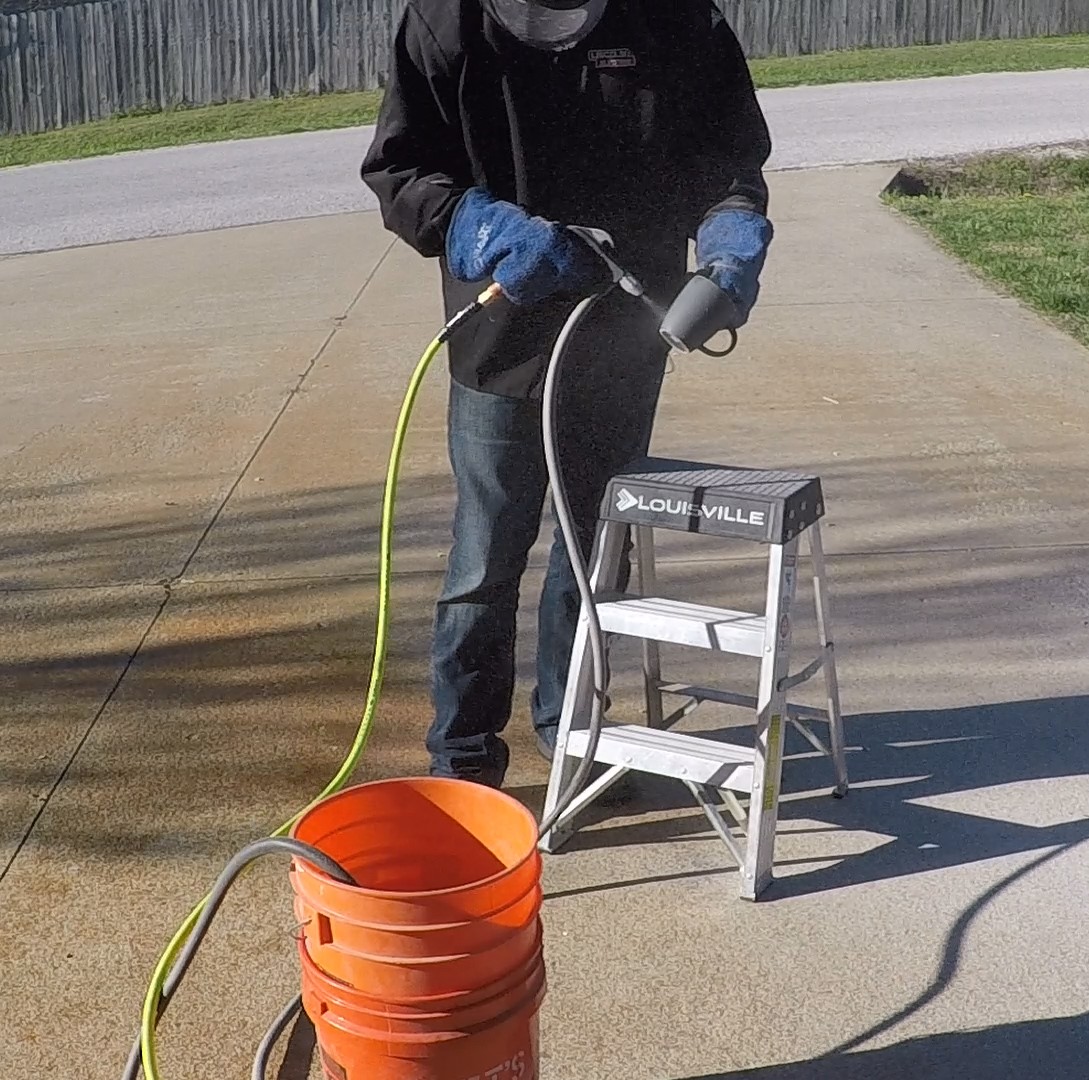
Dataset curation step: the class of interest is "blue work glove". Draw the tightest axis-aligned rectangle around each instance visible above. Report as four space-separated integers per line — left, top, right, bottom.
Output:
695 208 774 329
445 188 606 306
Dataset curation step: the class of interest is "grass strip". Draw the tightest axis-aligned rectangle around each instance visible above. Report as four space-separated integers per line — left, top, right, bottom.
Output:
3 35 1089 169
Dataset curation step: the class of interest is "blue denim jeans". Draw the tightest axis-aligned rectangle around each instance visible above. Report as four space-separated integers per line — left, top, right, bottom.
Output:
427 316 667 783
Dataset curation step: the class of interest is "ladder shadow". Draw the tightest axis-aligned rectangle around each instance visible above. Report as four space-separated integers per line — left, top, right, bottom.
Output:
767 693 1089 898
519 695 1089 901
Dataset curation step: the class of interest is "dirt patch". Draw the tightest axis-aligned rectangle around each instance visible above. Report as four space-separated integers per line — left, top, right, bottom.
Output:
885 141 1089 199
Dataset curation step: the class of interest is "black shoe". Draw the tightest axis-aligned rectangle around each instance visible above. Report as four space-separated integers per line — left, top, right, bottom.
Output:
429 740 509 790
429 764 506 789
535 725 559 762
533 696 612 763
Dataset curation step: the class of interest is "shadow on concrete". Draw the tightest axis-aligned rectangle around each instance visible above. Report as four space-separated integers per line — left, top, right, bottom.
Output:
0 477 459 864
528 695 1089 901
0 473 456 589
276 839 1089 1080
675 832 1089 1079
275 1011 317 1080
4 448 1087 679
679 1012 1089 1079
771 695 1089 898
5 468 1088 876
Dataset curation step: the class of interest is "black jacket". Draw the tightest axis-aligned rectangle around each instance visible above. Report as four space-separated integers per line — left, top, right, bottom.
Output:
361 0 772 398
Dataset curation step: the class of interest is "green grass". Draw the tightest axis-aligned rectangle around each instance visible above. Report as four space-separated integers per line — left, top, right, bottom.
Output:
748 33 1089 88
889 155 1089 347
2 33 1089 169
0 90 384 168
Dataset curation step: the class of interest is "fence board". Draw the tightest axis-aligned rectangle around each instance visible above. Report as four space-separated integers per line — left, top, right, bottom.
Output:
3 0 1088 135
31 9 47 131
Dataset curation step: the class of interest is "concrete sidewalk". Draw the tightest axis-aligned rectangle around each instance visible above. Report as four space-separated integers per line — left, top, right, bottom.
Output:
2 166 1089 1080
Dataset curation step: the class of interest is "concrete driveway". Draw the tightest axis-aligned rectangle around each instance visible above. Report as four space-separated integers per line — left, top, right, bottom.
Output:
2 164 1089 1079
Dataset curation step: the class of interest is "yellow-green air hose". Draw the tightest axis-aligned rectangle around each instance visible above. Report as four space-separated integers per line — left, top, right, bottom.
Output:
124 276 617 1080
130 284 503 1080
121 224 718 1079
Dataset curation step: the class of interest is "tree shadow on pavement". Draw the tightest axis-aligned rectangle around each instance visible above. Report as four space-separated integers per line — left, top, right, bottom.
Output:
769 694 1089 898
5 460 1089 876
0 475 458 865
0 472 458 591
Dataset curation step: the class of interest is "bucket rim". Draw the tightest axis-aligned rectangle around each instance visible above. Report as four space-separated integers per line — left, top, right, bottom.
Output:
300 932 544 1010
312 981 547 1044
289 777 542 901
296 914 542 966
298 937 546 1022
305 970 547 1044
292 884 543 935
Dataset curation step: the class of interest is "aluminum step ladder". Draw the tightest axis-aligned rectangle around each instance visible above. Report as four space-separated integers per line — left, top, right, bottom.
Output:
538 457 849 900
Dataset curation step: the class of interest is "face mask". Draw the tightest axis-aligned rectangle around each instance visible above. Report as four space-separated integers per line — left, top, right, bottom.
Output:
483 0 610 51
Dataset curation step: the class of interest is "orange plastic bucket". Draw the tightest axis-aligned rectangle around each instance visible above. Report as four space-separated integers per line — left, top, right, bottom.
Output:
331 930 545 1017
291 881 541 959
300 938 545 1080
299 937 546 1035
289 777 543 1003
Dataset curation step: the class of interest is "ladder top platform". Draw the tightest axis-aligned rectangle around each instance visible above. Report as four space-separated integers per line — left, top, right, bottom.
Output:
601 457 824 544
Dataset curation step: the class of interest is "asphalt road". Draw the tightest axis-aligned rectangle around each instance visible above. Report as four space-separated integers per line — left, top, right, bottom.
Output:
2 68 1088 255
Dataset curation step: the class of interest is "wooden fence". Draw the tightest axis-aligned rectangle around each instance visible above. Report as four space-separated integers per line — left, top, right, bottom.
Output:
0 0 408 134
721 0 1089 58
2 0 1088 135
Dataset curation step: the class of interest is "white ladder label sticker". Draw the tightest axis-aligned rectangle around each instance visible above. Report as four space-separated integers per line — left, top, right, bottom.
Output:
763 714 783 812
615 487 766 526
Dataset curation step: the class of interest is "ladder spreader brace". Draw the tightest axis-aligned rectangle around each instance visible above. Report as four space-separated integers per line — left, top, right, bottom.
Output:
538 458 849 900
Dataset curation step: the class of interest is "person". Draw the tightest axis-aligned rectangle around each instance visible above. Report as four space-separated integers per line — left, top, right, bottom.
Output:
362 0 773 788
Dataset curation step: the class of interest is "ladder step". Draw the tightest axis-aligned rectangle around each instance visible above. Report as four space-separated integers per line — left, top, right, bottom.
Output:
596 597 766 658
657 683 830 722
565 725 755 792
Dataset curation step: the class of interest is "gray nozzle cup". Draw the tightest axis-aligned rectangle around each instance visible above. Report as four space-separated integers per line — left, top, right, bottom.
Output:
658 274 740 353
